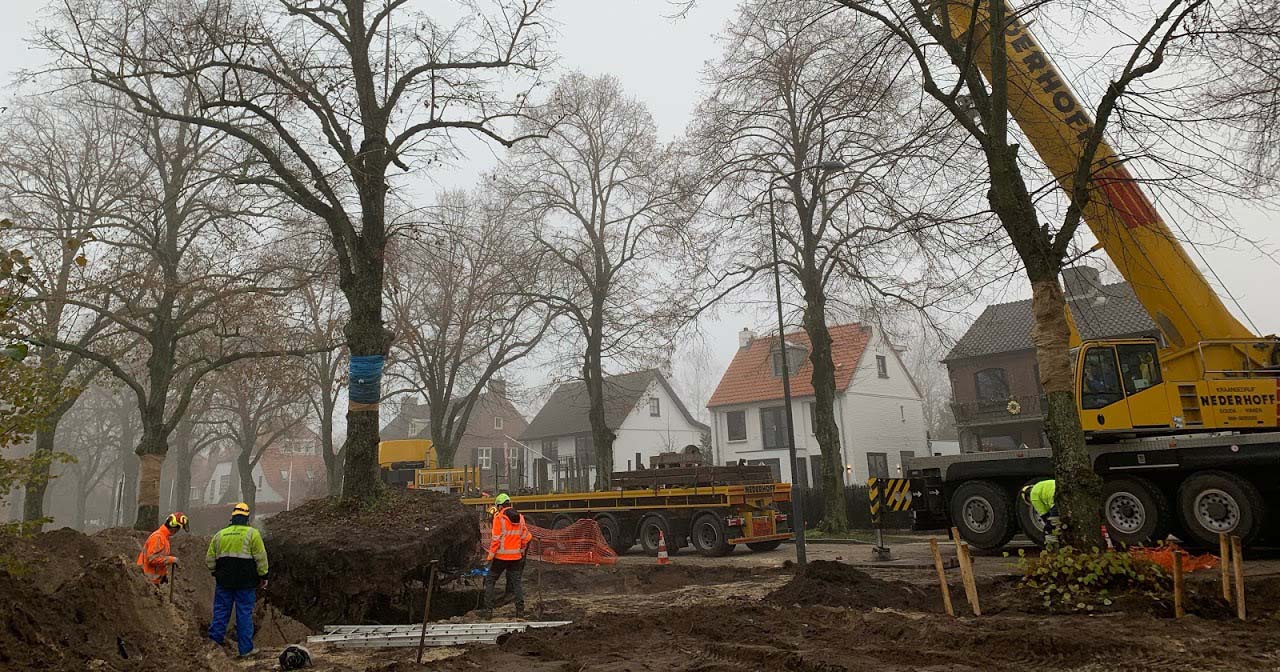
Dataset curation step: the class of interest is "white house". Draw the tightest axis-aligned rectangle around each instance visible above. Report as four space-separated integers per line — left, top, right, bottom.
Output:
521 369 711 490
707 324 928 486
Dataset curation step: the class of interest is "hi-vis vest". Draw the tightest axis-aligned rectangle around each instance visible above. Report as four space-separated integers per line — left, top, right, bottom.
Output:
489 508 532 561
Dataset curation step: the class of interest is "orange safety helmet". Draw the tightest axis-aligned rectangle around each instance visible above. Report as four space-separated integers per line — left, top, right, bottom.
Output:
165 512 189 531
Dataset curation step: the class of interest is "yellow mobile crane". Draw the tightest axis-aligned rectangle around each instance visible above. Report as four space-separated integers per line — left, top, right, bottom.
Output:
909 2 1280 550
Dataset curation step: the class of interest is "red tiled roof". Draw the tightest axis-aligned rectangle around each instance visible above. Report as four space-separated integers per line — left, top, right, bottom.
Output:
706 323 872 408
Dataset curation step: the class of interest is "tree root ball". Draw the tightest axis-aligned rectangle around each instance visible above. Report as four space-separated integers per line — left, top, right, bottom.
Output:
263 489 481 628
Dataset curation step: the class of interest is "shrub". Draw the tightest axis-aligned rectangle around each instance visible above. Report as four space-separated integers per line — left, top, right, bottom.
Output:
1016 546 1168 612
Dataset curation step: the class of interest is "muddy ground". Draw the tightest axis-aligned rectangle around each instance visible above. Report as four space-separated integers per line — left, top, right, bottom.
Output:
6 526 1280 672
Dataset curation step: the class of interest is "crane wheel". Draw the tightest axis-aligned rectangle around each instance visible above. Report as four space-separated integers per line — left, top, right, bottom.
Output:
1177 471 1264 547
1102 476 1170 548
949 480 1017 551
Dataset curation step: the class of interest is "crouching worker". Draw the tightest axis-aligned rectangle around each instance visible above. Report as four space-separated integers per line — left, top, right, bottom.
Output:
206 502 269 658
1020 479 1061 547
137 512 188 585
482 493 532 619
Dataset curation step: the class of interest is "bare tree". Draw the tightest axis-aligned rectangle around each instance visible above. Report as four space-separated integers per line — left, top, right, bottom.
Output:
385 190 552 468
0 91 136 526
692 1 980 531
207 352 307 514
501 73 705 489
832 0 1214 546
292 257 348 496
54 384 122 529
43 0 553 504
13 75 311 529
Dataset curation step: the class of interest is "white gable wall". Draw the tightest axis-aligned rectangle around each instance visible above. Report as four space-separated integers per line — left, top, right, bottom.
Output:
614 379 708 470
841 332 928 483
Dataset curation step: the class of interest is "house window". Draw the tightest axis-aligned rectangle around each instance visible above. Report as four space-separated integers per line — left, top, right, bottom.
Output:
745 458 782 482
899 451 915 475
810 458 824 490
218 474 231 497
408 419 428 437
280 470 289 481
541 438 558 460
306 466 315 479
649 396 660 417
796 457 809 488
726 411 747 442
771 344 807 377
809 402 817 435
900 405 905 422
876 355 889 378
189 487 201 504
476 447 492 470
494 416 504 431
760 406 790 450
974 367 1009 401
867 452 889 479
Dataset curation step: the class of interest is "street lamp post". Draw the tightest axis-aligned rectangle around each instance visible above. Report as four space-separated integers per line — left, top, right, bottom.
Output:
768 159 846 568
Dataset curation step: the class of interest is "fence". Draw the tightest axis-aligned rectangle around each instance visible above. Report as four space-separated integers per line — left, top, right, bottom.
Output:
794 485 912 530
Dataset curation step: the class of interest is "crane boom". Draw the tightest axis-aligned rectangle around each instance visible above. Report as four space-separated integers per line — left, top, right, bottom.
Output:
937 1 1255 351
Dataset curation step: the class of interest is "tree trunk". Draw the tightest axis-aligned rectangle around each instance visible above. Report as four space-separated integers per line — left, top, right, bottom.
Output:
583 327 615 491
800 293 849 533
74 477 89 531
320 390 342 497
236 451 257 516
134 423 168 531
1030 279 1104 549
22 402 73 526
338 265 392 504
173 447 195 513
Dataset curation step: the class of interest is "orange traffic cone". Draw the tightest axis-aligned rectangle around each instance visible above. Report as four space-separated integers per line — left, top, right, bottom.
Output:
657 531 670 565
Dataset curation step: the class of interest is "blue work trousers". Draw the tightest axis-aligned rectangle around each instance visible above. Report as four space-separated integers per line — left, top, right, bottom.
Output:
209 585 256 655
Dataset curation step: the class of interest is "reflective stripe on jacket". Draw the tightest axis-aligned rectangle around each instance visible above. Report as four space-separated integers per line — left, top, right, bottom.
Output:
136 526 175 584
1031 480 1057 516
489 506 532 561
205 523 269 589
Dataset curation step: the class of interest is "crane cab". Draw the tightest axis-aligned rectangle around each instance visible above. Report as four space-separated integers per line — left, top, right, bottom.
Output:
1078 338 1280 436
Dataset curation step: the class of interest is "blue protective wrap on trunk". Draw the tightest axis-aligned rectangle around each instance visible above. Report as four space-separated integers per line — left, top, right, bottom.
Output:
349 355 384 404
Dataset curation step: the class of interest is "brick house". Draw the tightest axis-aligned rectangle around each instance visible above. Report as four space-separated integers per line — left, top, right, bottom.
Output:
944 267 1159 453
707 323 927 486
381 380 530 491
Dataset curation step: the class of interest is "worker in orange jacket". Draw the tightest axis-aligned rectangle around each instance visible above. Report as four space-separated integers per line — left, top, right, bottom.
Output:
481 493 532 619
137 512 188 585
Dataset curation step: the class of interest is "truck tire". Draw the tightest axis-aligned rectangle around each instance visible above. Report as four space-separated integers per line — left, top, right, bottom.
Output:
637 514 679 557
594 514 631 554
1177 470 1265 547
1102 476 1170 548
746 540 784 552
1015 478 1048 547
949 480 1017 551
551 515 574 530
690 513 733 557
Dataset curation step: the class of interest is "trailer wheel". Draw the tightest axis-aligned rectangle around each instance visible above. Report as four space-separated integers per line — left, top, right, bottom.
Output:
594 514 631 554
949 480 1016 551
551 515 574 530
690 513 733 557
1177 470 1264 547
1102 476 1170 548
746 540 783 552
637 515 679 557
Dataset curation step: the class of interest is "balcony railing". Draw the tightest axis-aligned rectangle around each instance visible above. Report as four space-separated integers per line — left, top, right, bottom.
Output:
952 394 1047 426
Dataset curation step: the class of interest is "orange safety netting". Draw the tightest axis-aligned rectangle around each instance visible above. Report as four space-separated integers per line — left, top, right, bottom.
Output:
1129 545 1219 573
479 518 617 566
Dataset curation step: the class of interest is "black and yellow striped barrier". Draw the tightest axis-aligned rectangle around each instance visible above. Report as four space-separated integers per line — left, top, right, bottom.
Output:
867 477 912 521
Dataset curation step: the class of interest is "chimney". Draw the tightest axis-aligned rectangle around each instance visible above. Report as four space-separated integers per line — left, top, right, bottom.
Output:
488 378 508 398
738 327 756 349
1061 266 1102 300
659 360 672 378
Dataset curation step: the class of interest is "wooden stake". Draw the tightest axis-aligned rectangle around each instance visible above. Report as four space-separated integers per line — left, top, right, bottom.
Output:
950 527 981 616
929 539 954 617
168 563 177 603
1219 533 1232 604
1172 550 1185 619
1231 536 1246 621
416 561 439 664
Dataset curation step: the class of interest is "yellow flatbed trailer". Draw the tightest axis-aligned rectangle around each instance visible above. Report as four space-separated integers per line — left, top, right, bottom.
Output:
462 482 793 557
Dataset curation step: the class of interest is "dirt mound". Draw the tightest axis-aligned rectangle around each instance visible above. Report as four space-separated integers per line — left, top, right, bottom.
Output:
0 526 313 672
765 560 937 611
535 562 781 594
264 489 480 628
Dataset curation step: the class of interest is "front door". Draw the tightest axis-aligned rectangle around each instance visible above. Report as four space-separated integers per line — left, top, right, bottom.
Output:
1117 342 1172 429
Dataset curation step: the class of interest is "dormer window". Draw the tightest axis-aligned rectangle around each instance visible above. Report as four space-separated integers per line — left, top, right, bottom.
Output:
771 342 807 377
